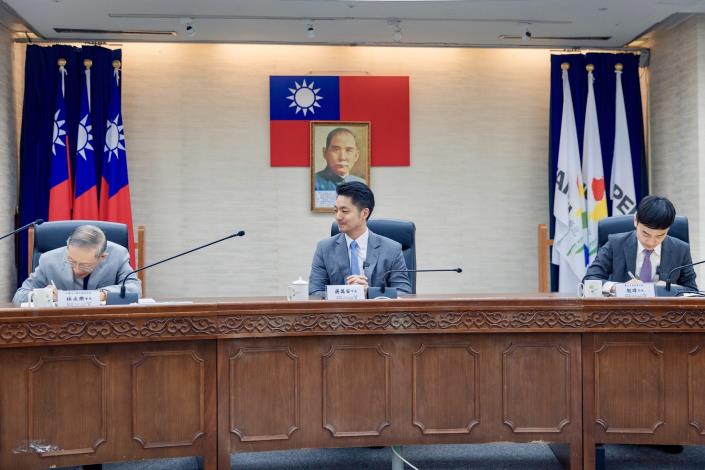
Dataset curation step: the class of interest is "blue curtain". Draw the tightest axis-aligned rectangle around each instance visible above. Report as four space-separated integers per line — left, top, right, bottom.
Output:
548 53 647 291
17 45 122 286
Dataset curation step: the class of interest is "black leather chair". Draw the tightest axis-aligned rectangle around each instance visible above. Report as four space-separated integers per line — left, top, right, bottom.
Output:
597 215 689 249
28 220 146 292
331 218 416 293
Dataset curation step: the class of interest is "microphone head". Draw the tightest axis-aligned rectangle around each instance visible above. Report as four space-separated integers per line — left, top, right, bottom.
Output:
456 268 463 273
236 230 245 237
35 219 44 225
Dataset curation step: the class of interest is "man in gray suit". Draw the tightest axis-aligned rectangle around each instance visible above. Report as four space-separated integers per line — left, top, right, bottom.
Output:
584 196 697 293
13 225 141 305
309 181 411 298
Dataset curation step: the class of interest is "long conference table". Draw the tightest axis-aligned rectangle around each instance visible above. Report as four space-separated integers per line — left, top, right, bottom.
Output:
1 294 705 470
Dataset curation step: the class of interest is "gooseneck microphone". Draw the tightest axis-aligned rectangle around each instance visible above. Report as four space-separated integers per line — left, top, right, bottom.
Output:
115 230 246 302
665 259 705 291
0 219 44 241
369 267 463 299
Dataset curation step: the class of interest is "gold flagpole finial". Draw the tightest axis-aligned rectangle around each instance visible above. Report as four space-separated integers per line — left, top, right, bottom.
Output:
83 58 93 69
112 60 121 70
586 64 594 73
615 63 623 72
57 58 66 67
561 62 570 71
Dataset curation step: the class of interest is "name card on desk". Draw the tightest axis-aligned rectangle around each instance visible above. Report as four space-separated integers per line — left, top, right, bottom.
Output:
326 285 365 300
615 283 656 298
57 290 101 307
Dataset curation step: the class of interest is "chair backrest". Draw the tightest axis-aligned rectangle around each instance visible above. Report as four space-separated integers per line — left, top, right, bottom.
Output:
597 215 689 249
331 218 417 293
31 220 130 271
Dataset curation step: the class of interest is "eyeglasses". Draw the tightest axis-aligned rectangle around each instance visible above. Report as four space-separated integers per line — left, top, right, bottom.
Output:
64 256 101 273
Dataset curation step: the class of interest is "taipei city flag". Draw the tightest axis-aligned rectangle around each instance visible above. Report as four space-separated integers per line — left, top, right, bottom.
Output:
552 65 588 294
269 75 409 166
73 63 99 219
100 64 135 264
610 65 637 216
48 61 72 221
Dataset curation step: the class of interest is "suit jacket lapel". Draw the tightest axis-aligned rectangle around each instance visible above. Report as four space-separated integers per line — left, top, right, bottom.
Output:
334 234 351 280
624 232 638 277
364 231 381 279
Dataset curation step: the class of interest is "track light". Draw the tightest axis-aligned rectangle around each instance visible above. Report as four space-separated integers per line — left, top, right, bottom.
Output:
522 27 532 42
388 19 402 43
306 23 316 39
180 17 195 37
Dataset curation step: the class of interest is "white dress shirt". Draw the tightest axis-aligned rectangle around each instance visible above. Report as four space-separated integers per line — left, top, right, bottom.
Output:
345 229 369 275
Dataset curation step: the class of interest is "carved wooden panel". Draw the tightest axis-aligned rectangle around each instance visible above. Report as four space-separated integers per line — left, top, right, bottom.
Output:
132 350 205 448
594 342 664 434
689 345 705 434
502 342 571 433
28 355 107 457
229 347 299 441
322 344 390 437
412 343 480 434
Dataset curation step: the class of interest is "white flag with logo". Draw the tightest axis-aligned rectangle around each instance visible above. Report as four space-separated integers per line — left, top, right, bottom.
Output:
610 65 637 215
552 66 588 294
582 67 608 261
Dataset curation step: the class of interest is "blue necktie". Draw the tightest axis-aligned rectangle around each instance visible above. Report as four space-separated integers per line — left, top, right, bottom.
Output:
350 241 360 275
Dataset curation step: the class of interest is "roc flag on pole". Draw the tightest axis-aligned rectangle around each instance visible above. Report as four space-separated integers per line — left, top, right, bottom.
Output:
552 63 588 294
610 63 637 215
269 75 409 166
582 64 608 261
100 60 135 264
48 58 72 221
73 59 99 219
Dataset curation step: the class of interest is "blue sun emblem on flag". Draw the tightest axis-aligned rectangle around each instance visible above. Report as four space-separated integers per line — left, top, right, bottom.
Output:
76 114 94 160
104 113 126 162
287 79 323 116
52 109 67 156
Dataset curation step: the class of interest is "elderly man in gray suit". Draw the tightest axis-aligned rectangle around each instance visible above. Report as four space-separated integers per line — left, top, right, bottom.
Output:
309 182 411 298
13 224 141 305
584 196 698 293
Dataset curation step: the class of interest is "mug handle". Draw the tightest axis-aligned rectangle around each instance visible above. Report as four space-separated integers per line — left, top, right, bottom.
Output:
28 291 35 305
286 286 294 301
577 283 585 298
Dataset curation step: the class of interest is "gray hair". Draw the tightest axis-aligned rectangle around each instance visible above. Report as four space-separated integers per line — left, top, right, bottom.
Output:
67 225 107 257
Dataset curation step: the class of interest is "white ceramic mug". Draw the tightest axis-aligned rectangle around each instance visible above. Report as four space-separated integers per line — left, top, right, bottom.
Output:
578 279 603 298
29 286 54 307
287 277 308 301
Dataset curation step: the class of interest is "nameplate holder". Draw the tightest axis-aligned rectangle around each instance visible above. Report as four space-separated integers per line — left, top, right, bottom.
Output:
326 285 365 300
57 290 101 307
615 283 656 298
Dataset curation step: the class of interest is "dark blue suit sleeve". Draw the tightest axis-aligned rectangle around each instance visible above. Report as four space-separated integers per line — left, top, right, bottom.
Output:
584 239 614 283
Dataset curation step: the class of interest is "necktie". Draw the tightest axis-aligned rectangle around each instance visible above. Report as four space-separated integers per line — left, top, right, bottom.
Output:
640 249 653 282
350 241 360 275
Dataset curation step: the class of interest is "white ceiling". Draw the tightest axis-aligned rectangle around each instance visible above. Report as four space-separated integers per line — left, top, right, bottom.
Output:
3 0 705 48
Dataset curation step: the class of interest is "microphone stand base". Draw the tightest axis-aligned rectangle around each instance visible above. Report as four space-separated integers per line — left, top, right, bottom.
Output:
368 287 398 299
106 292 139 305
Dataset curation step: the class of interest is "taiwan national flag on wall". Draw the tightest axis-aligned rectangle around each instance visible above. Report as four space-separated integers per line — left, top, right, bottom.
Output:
100 65 135 265
73 64 99 219
269 76 409 166
48 62 72 221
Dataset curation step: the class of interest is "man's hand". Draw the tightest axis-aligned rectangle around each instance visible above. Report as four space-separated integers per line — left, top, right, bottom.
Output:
625 278 644 286
346 274 369 287
49 285 58 302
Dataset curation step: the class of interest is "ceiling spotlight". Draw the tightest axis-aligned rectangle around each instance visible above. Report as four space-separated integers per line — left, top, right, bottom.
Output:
387 19 402 43
393 27 402 42
307 23 316 39
522 28 532 42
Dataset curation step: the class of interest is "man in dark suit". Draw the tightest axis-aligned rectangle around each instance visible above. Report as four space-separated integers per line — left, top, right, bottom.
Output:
309 181 411 298
584 195 698 293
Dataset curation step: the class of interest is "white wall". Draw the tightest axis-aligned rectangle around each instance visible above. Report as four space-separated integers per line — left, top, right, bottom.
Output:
649 15 705 281
0 25 17 299
119 44 550 298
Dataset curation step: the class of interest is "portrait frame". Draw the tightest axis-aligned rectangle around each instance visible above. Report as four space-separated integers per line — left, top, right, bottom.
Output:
310 121 371 213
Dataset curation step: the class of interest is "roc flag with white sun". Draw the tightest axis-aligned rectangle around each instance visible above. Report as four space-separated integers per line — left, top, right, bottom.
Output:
100 63 135 264
73 63 99 219
48 60 72 221
269 75 409 167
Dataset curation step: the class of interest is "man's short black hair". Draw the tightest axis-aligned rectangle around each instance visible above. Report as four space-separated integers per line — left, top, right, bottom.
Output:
336 181 374 220
635 195 676 230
